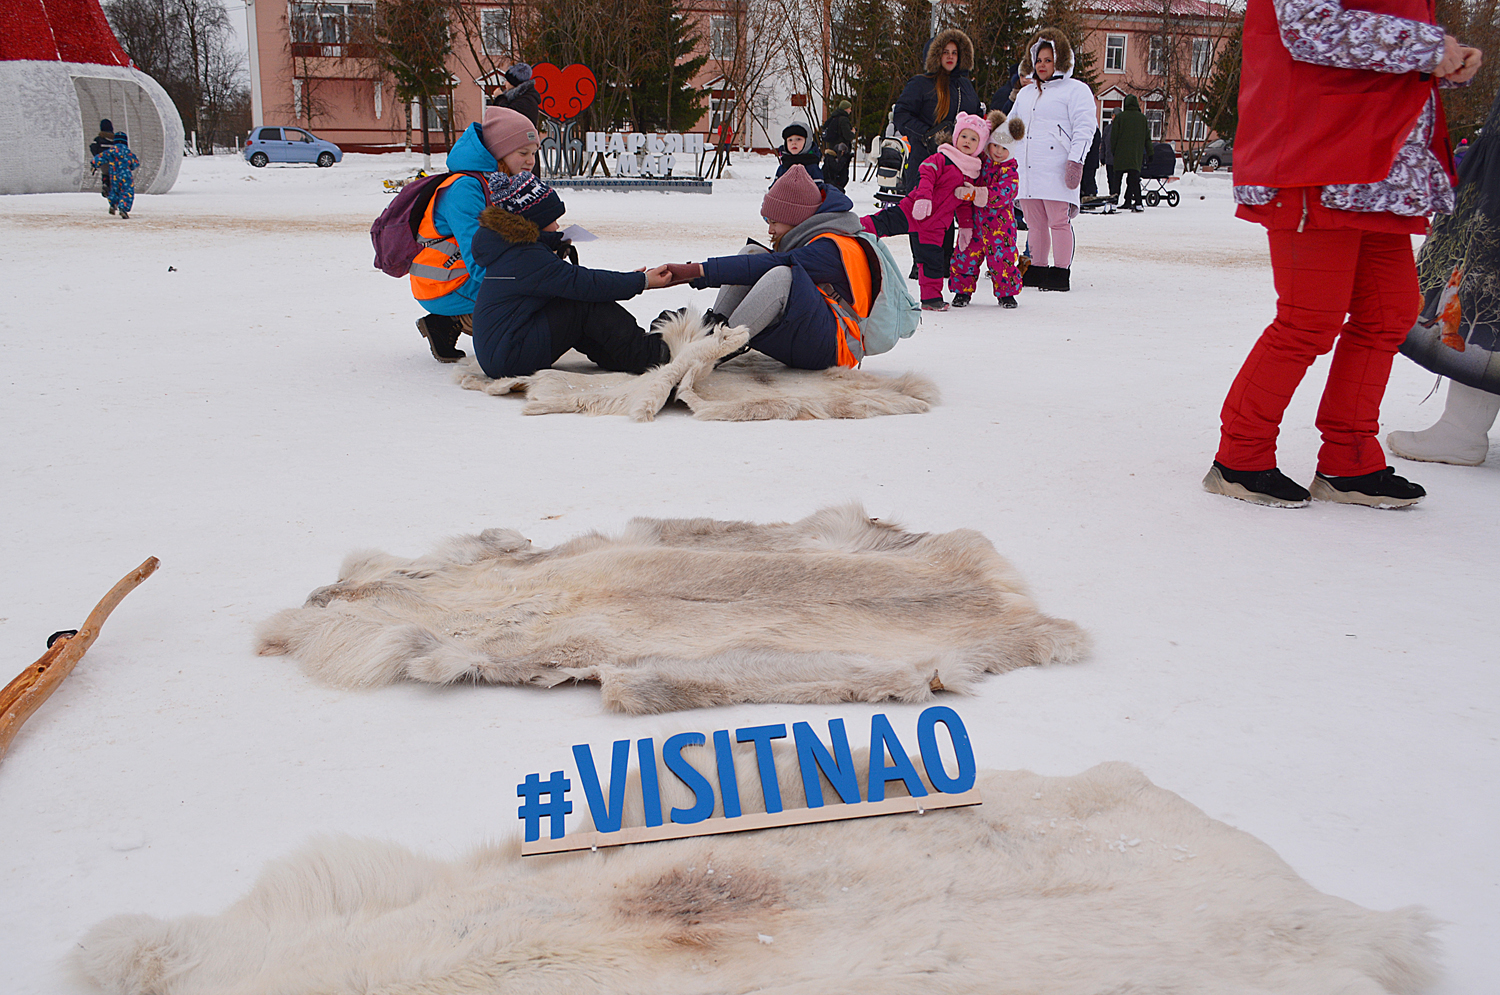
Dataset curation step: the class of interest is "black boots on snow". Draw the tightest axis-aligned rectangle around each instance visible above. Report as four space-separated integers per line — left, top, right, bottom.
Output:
1309 467 1425 508
416 314 467 363
1021 266 1070 292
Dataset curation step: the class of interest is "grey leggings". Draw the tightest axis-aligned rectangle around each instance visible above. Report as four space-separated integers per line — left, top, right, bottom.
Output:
712 245 792 335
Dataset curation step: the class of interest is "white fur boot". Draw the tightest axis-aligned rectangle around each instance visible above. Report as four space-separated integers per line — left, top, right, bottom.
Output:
1387 380 1500 466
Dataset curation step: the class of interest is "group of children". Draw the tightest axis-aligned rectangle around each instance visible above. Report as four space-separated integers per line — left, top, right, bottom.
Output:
853 111 1025 311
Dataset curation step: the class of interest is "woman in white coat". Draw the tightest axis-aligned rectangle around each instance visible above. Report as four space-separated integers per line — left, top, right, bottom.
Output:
1010 30 1098 292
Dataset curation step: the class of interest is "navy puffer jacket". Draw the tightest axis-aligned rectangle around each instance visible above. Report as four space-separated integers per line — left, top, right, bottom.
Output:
470 206 648 378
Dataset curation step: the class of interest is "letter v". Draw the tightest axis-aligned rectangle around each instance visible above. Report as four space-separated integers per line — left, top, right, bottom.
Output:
573 740 630 834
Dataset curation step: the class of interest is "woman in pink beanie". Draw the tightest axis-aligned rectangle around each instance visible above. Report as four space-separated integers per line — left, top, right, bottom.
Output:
860 111 991 309
666 166 873 369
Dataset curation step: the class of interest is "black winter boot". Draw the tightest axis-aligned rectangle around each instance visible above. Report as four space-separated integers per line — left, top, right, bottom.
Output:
1309 467 1425 508
1042 266 1071 292
416 314 466 363
1202 461 1310 508
1021 264 1050 289
951 292 972 308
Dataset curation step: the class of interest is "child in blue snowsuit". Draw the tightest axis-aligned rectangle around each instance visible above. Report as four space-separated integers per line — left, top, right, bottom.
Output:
93 134 140 218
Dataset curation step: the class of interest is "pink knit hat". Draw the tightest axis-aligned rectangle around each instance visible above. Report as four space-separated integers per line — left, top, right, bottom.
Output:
761 165 825 226
481 107 540 163
953 112 991 148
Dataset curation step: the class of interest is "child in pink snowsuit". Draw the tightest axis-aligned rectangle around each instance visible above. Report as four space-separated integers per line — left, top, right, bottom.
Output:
951 110 1025 308
862 111 988 310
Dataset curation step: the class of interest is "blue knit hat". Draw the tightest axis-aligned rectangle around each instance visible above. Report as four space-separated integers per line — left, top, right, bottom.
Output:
488 171 565 229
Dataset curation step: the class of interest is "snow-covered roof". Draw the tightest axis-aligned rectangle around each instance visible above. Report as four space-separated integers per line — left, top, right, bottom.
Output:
1083 0 1236 17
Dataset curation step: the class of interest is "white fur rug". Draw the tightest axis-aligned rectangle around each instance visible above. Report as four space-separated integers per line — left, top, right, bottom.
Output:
80 756 1437 995
255 505 1089 712
454 315 938 421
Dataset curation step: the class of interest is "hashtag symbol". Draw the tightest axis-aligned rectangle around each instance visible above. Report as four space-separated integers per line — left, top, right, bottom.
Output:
517 770 573 842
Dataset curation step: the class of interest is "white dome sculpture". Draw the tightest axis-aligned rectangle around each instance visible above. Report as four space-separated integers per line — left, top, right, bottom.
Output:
0 0 184 195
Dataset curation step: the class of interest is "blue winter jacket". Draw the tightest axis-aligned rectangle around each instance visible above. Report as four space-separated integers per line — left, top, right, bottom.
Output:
693 186 861 370
423 123 497 316
470 206 650 378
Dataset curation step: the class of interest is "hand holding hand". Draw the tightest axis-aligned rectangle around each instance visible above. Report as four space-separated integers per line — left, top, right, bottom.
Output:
642 265 675 289
956 228 973 252
912 198 933 220
663 262 703 286
1065 160 1084 190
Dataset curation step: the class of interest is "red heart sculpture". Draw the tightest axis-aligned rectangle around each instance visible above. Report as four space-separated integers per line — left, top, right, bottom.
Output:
532 63 597 121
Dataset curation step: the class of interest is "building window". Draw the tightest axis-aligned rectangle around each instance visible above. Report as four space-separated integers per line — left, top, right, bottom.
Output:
481 8 511 57
1105 34 1126 72
1145 95 1166 140
1149 36 1170 76
1191 38 1212 76
428 95 450 131
1184 109 1208 141
289 3 373 55
710 15 737 60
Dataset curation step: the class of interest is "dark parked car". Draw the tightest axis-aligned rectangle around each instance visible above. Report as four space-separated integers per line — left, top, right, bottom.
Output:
244 126 343 167
1190 138 1233 171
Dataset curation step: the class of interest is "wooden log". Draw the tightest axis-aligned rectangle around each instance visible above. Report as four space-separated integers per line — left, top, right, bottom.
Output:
0 557 159 763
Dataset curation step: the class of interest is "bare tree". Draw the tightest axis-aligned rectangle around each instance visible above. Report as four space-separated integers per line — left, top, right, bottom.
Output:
705 0 789 145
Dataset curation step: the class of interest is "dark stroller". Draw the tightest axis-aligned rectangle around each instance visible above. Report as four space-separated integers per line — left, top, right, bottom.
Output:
1142 142 1180 207
873 136 908 205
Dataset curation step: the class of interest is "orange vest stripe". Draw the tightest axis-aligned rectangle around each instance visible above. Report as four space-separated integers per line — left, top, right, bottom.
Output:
410 174 473 301
811 233 875 368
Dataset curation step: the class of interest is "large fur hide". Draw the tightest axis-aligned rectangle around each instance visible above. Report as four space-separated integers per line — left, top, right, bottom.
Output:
80 755 1437 995
455 312 939 422
255 506 1088 713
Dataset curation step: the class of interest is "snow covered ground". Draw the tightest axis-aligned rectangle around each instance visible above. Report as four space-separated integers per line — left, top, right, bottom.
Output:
1 151 1495 993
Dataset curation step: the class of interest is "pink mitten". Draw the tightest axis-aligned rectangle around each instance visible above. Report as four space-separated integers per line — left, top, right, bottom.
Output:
912 199 932 220
1065 160 1084 189
956 228 973 252
954 184 976 202
972 187 989 208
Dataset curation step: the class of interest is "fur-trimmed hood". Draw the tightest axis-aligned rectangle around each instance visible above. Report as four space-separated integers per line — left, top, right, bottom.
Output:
985 110 1024 146
479 205 539 244
924 28 975 75
1020 29 1075 78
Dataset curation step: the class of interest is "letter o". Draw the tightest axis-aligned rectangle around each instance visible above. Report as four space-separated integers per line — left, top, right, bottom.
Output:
917 705 976 793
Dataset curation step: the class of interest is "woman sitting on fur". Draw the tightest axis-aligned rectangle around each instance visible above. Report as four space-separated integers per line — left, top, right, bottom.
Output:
469 174 679 379
665 165 869 370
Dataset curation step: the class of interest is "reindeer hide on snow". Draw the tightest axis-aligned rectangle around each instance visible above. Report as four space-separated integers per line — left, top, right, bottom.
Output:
454 314 938 422
255 506 1088 712
79 755 1438 995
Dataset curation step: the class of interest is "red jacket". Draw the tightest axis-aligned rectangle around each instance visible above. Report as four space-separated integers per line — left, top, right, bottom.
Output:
1235 0 1455 190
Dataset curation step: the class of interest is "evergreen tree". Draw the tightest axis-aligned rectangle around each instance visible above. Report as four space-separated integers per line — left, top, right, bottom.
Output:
376 0 453 149
1035 0 1098 91
1202 20 1241 139
630 0 708 131
830 0 900 140
948 0 1031 108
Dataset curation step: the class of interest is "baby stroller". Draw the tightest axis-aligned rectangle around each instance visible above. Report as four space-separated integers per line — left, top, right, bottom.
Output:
1142 142 1180 207
874 136 909 205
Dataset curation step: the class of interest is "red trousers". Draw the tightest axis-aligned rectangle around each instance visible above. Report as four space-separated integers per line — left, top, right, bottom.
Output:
1215 226 1420 476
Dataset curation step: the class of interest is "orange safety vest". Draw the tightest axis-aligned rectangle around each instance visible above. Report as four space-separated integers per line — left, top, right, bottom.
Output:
811 232 878 367
409 174 478 301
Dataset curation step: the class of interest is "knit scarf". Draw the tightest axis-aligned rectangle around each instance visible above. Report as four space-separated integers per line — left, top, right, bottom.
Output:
938 144 982 178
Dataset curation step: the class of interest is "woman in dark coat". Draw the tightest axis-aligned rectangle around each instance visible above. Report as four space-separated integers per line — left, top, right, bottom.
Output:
820 100 857 190
1108 94 1151 211
893 28 981 194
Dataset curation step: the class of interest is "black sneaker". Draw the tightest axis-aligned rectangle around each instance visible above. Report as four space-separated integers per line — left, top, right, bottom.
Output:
951 292 971 308
998 295 1017 308
416 315 466 363
1202 461 1310 508
1309 467 1425 508
920 297 949 311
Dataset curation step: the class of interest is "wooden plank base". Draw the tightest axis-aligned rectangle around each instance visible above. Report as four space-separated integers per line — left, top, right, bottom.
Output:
521 788 982 856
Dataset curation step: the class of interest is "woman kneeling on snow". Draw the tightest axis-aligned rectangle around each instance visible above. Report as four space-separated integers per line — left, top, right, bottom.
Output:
470 174 678 379
668 165 871 369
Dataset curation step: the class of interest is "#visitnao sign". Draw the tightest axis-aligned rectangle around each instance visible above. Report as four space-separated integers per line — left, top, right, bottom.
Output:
517 705 981 856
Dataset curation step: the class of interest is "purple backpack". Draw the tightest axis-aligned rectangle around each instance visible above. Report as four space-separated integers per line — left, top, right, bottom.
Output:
370 171 487 277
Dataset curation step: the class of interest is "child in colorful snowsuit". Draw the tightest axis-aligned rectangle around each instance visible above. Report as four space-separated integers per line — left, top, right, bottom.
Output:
861 111 987 309
950 110 1025 308
93 133 139 219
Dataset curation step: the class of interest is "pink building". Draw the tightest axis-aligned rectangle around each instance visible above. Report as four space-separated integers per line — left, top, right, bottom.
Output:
246 0 738 150
1077 0 1236 146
